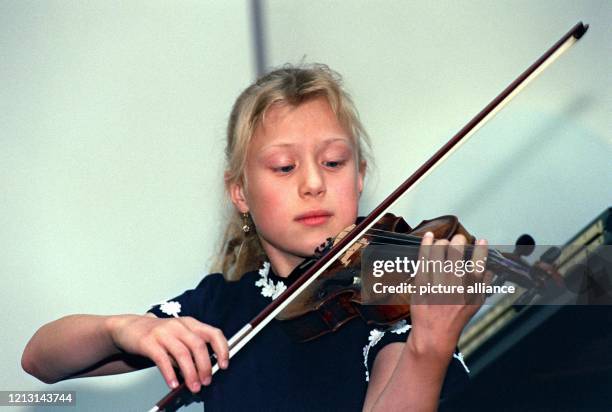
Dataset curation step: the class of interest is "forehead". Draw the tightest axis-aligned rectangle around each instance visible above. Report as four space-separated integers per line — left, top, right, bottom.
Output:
250 96 353 151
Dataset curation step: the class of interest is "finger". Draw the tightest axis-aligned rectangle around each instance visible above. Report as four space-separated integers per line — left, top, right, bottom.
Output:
203 326 229 371
161 336 201 393
472 270 495 305
414 232 435 297
431 239 449 283
148 346 179 390
467 239 489 305
422 239 448 304
447 234 466 265
432 238 449 255
176 325 212 386
446 235 467 303
418 231 434 261
471 239 489 279
181 318 229 370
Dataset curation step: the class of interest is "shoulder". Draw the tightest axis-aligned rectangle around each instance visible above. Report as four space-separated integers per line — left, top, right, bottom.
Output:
194 272 227 292
195 270 266 308
146 270 262 322
146 272 229 320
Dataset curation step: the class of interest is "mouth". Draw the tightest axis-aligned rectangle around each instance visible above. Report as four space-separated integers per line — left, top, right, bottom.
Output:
294 210 333 227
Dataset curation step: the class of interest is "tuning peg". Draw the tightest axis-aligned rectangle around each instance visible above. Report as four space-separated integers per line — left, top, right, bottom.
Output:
513 234 535 257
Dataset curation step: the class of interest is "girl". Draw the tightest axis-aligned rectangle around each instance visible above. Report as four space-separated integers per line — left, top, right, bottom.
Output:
22 64 488 411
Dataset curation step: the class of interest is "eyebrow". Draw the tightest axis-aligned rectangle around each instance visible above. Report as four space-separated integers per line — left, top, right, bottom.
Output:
261 137 351 151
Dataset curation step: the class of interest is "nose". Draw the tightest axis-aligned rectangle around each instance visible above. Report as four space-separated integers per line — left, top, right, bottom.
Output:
298 160 326 198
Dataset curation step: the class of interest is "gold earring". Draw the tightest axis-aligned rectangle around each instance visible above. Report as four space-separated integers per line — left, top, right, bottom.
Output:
241 212 251 233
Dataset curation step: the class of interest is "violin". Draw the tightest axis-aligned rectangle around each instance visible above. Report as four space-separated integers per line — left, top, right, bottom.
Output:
277 212 560 343
148 21 588 412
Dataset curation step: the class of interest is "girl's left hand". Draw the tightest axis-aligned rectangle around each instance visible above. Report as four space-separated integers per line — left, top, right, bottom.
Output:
408 232 491 357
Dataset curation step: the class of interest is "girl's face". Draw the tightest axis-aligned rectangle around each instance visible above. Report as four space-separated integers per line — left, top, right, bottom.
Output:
229 96 364 276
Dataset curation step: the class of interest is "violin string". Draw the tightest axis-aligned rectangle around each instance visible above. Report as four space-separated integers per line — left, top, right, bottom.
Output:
367 227 421 240
364 229 422 245
348 228 530 276
338 226 531 278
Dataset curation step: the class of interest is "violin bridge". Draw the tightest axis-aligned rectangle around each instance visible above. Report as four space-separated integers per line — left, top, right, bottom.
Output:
340 238 369 266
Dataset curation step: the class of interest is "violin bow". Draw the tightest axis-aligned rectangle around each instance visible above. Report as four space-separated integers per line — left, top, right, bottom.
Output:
149 21 588 412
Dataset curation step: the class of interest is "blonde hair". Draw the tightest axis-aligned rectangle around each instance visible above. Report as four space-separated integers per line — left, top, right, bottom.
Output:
215 63 371 280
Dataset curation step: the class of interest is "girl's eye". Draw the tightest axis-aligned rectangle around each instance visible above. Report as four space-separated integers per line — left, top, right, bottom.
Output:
274 165 295 173
324 160 345 168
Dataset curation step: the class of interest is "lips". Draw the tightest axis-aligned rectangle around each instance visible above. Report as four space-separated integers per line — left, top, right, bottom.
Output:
294 210 333 226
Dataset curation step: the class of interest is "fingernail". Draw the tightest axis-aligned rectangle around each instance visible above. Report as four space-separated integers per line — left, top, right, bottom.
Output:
203 376 212 386
221 360 228 369
170 380 178 389
191 381 201 392
424 232 434 239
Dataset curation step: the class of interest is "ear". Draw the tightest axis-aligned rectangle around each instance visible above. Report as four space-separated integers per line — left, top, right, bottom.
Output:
226 172 249 213
358 160 366 195
229 181 250 213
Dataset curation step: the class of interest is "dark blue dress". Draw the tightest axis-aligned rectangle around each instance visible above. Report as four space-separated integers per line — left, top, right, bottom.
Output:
148 262 469 411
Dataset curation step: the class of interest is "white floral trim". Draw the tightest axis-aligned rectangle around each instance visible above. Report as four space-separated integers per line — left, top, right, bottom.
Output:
361 319 469 382
159 300 181 318
453 351 470 373
254 261 287 300
390 319 412 335
362 328 384 382
362 320 410 382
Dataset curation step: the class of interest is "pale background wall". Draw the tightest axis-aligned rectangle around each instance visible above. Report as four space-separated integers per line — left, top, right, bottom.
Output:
1 1 610 411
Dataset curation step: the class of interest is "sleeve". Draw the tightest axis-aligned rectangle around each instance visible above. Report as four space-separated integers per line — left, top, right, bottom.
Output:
363 319 470 401
147 273 226 323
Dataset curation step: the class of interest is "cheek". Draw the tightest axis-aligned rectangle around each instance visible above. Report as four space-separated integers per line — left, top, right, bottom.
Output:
333 173 361 200
258 191 286 212
330 175 361 217
246 179 290 221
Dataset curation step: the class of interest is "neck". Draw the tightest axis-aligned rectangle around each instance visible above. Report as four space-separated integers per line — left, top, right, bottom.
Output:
261 246 304 278
270 256 304 278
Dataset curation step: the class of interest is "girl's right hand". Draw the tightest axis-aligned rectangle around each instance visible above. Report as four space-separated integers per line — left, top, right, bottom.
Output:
107 314 229 393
